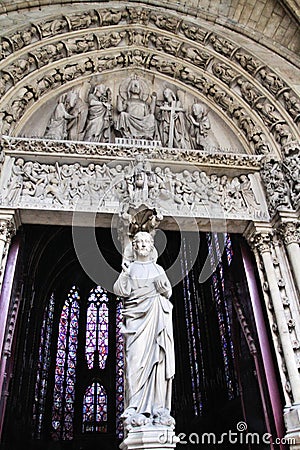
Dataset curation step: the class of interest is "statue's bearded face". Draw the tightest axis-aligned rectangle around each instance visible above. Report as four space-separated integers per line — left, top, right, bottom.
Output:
133 233 153 258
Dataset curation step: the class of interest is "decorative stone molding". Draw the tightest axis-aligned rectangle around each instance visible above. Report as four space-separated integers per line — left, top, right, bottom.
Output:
0 7 297 109
0 210 20 298
3 292 20 356
0 136 263 170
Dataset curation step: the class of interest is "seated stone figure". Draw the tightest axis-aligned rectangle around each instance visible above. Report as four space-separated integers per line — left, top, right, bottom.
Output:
115 76 158 141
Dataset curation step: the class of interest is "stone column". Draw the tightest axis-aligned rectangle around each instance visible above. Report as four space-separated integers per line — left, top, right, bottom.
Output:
276 213 300 297
245 222 300 448
0 210 20 298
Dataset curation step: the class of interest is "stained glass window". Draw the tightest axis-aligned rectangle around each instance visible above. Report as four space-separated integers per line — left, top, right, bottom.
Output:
225 233 233 266
207 233 237 400
180 237 204 416
83 382 107 433
85 286 109 370
116 299 124 439
32 293 55 438
51 286 80 441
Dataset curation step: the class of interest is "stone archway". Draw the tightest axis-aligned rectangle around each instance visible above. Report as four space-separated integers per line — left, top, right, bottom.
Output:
0 2 299 448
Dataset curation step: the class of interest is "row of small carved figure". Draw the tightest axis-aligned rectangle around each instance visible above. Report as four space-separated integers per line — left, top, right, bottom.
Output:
0 5 293 102
3 158 261 214
42 80 211 150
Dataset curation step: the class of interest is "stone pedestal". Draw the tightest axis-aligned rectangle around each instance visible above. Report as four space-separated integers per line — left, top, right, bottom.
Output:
120 426 179 450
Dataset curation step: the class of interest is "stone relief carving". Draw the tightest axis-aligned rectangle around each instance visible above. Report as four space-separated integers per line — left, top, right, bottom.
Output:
283 147 300 209
188 103 211 149
115 76 158 141
0 55 277 154
212 62 238 85
233 50 262 75
260 158 293 215
2 154 266 221
157 88 191 149
280 91 300 123
44 93 76 140
83 84 112 142
0 6 298 154
0 136 263 168
40 75 215 150
257 68 287 96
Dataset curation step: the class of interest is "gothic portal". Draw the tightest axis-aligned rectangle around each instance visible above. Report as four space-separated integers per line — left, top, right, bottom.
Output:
0 1 299 450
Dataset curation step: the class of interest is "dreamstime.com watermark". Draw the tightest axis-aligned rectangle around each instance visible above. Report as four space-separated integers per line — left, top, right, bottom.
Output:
158 422 296 446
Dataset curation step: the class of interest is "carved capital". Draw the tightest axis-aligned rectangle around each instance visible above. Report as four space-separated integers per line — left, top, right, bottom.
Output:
0 218 16 244
246 229 273 254
278 221 300 246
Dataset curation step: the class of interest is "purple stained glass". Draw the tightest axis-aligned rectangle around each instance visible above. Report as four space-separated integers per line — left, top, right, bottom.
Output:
51 286 80 441
32 293 55 438
225 233 233 265
82 382 108 433
207 233 236 400
181 237 203 416
116 299 124 439
85 286 109 370
33 282 126 441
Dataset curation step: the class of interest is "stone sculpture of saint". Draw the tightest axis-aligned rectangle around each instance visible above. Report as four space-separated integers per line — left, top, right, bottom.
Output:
113 231 175 429
84 84 112 142
189 103 211 149
44 93 74 140
115 76 158 141
159 87 191 149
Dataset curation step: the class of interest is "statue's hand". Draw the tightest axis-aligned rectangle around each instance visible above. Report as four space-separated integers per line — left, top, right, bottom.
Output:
121 261 130 275
155 276 171 297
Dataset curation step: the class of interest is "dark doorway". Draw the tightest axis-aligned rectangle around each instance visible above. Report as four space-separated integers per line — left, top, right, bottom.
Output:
1 226 278 449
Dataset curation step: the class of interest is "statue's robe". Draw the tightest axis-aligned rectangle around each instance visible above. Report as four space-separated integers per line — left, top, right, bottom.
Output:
113 260 174 416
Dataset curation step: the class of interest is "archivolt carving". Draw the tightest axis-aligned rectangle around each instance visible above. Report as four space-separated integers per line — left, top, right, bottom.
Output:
0 5 299 157
1 154 267 221
260 145 300 216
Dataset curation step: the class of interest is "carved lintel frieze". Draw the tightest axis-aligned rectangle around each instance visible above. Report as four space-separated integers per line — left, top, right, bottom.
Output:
0 154 268 222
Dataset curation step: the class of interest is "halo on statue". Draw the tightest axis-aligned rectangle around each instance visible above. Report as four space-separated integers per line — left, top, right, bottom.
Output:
119 74 149 102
